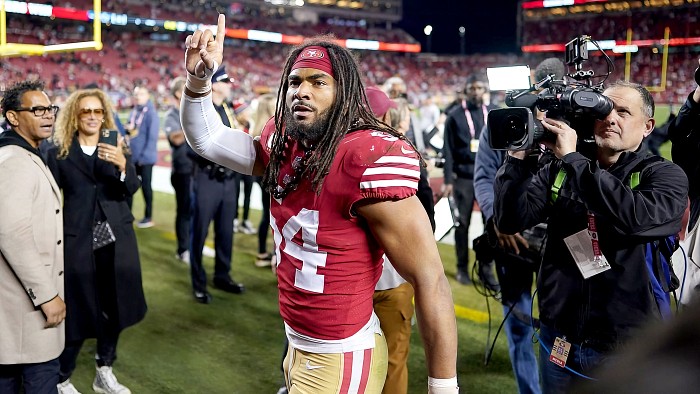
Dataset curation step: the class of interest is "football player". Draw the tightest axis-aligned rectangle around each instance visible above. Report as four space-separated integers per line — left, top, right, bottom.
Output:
180 15 458 394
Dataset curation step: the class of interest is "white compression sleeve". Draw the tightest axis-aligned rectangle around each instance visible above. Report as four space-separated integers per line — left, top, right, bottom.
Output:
180 93 257 175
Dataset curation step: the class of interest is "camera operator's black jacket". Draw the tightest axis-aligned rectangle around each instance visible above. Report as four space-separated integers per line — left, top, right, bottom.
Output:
669 91 700 229
494 148 687 351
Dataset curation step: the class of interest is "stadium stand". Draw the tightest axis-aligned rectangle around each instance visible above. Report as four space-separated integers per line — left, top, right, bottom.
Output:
2 3 699 108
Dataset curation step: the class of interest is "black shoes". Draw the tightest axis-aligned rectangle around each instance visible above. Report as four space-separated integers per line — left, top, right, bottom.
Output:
194 291 212 304
456 269 472 285
213 278 246 294
194 278 245 303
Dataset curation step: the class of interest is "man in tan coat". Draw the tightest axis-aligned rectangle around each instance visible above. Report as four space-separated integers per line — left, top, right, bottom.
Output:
0 80 66 393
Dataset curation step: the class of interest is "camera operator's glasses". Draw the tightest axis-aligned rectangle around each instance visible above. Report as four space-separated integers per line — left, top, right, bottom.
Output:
79 108 106 117
14 105 59 117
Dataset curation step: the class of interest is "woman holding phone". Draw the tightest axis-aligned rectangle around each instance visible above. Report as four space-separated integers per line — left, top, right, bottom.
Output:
45 89 147 394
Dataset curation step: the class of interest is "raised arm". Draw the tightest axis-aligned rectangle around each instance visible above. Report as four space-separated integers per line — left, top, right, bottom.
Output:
180 14 265 176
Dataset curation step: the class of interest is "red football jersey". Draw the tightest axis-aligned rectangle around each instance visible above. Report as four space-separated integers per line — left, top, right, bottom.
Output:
260 119 420 341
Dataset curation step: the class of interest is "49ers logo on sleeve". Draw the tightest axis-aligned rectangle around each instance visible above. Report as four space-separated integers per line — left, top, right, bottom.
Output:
300 48 325 59
369 131 399 142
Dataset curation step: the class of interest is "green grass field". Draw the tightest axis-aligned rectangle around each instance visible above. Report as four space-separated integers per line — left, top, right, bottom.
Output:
63 190 521 393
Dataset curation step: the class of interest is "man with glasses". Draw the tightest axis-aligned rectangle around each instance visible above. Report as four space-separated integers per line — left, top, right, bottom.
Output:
0 80 66 392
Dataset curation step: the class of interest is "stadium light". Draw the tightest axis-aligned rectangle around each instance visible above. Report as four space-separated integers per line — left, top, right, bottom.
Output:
459 26 465 54
424 25 432 53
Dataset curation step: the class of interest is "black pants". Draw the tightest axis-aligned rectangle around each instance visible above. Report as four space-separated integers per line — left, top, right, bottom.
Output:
235 173 255 221
0 359 60 394
135 164 154 219
189 168 238 293
256 177 271 254
60 244 121 382
171 172 192 254
454 177 478 272
416 167 436 231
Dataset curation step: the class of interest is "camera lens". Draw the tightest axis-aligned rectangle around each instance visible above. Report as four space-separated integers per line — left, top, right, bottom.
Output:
504 115 528 146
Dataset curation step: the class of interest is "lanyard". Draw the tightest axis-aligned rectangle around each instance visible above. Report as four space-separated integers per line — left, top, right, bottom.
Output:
586 211 604 263
221 102 237 128
129 106 148 129
462 100 488 139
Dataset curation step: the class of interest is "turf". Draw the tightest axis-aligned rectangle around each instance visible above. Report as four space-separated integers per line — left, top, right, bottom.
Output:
63 190 521 393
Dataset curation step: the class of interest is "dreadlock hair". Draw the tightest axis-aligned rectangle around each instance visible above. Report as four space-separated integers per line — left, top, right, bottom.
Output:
2 80 45 122
262 35 420 195
53 88 118 159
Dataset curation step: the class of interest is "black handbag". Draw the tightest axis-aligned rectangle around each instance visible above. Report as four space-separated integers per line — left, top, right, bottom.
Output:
92 220 116 250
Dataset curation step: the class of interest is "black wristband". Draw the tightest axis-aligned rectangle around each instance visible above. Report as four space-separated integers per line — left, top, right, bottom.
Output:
695 66 700 85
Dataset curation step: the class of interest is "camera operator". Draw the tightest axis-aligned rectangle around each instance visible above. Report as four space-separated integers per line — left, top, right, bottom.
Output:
494 80 688 393
669 57 700 304
473 57 566 394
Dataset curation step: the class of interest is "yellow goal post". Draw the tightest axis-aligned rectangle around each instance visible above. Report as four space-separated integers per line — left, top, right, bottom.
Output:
0 0 102 57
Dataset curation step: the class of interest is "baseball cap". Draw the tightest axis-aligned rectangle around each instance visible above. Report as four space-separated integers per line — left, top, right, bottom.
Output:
212 66 233 83
365 86 397 118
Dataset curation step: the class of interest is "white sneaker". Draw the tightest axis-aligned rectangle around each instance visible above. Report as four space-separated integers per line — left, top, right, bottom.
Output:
233 218 240 233
176 250 190 265
93 366 131 394
202 245 215 258
241 220 256 235
136 218 154 228
57 379 82 394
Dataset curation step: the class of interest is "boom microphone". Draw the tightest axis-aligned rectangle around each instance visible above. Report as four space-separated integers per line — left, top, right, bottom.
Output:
534 57 567 81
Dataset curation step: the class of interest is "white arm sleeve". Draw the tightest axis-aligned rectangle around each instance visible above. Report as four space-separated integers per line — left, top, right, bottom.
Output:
180 93 257 175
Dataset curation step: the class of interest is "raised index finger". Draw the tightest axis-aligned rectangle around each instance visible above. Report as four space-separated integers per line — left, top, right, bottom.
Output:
216 14 226 48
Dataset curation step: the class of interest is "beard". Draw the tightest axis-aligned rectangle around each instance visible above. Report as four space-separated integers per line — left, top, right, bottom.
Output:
284 108 331 145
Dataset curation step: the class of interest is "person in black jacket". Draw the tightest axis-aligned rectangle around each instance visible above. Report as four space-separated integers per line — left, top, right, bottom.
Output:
668 57 700 303
494 81 688 393
670 59 700 231
442 72 497 284
46 88 147 394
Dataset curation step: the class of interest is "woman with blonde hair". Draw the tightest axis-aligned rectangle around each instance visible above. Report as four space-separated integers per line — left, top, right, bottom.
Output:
249 92 277 267
46 88 147 394
250 93 277 138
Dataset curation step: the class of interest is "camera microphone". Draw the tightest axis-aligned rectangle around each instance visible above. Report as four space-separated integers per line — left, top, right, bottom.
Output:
534 58 567 82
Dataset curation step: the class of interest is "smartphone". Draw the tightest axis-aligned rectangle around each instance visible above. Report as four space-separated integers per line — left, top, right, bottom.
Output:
486 65 531 91
98 129 118 146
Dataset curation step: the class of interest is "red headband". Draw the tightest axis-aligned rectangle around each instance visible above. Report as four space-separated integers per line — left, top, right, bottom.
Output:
291 46 335 79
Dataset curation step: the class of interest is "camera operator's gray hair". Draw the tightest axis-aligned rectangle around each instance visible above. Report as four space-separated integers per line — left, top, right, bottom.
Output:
607 80 655 118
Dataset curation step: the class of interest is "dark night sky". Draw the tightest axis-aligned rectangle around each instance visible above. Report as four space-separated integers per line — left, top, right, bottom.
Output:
398 0 520 55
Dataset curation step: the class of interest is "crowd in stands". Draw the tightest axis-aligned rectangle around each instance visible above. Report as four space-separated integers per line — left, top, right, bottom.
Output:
3 10 700 111
54 0 416 43
523 7 700 44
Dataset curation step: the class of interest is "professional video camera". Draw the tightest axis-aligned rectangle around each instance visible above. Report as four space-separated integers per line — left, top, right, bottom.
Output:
488 36 615 151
